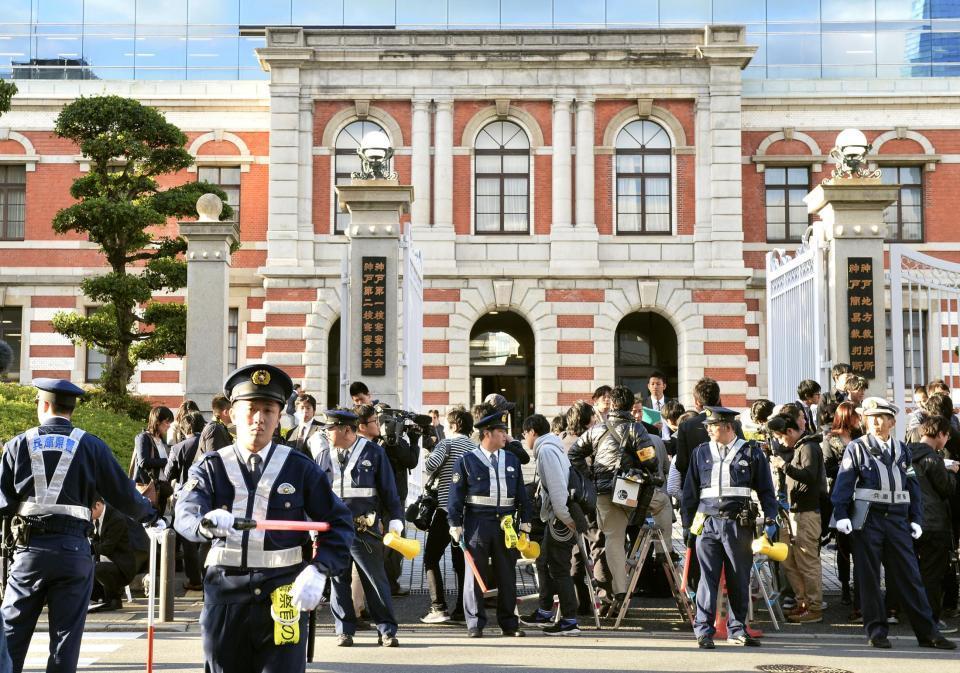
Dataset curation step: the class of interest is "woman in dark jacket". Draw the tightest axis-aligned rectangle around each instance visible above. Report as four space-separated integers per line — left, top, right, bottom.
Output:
133 406 174 516
822 401 862 609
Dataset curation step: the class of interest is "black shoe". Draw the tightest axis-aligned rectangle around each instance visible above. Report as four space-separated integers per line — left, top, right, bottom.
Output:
183 582 204 592
467 628 483 638
727 633 761 647
501 629 525 637
378 635 399 647
869 636 891 649
519 609 554 627
919 637 957 650
88 598 122 613
697 636 715 649
391 588 410 597
450 611 465 622
336 634 354 647
841 587 852 606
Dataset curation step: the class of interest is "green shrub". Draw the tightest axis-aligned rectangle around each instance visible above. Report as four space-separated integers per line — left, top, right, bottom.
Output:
0 382 144 468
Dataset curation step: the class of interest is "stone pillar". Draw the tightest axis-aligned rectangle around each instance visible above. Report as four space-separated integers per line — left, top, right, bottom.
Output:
336 180 414 408
267 69 307 271
433 100 454 229
574 98 595 229
180 195 240 414
410 99 432 229
805 179 898 397
552 98 573 229
296 96 314 262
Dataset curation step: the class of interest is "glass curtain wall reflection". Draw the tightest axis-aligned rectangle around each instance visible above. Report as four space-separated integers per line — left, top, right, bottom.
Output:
3 1 960 80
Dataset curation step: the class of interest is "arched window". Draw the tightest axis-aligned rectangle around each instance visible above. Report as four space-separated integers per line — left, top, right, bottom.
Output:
615 120 671 235
474 121 530 234
335 120 389 234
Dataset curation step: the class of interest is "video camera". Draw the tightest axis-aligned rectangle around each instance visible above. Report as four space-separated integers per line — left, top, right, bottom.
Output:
374 403 433 447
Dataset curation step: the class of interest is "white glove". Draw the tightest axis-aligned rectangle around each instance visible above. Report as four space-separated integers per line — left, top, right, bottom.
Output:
388 519 404 536
910 522 923 539
835 518 853 535
201 510 235 538
290 565 327 612
449 526 463 544
519 522 532 534
144 518 168 538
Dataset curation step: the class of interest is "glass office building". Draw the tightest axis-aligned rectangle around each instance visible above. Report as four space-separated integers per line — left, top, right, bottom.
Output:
2 1 960 81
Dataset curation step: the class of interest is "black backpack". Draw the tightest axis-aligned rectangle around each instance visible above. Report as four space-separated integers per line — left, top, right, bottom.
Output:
567 465 597 515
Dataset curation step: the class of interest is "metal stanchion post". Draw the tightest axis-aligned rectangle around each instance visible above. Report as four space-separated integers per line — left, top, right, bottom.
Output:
158 529 176 623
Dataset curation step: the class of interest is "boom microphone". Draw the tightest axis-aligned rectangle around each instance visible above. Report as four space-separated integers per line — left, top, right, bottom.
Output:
0 340 12 376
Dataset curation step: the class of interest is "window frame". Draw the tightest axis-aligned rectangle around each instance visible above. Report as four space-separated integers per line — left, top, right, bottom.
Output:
881 165 924 243
614 120 673 236
228 307 239 372
0 305 22 381
197 165 241 225
0 165 26 241
473 120 531 235
764 165 812 243
84 306 111 384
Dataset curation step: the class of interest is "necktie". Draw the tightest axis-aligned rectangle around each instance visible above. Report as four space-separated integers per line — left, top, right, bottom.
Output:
490 452 498 470
719 444 728 459
338 448 349 466
248 453 262 481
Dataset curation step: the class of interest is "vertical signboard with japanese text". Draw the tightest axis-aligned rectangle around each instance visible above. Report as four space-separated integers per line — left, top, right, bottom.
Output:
847 257 876 378
361 256 387 376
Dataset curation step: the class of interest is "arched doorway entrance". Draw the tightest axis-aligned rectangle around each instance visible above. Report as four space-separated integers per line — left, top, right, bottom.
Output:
615 312 679 395
327 318 340 409
470 311 535 432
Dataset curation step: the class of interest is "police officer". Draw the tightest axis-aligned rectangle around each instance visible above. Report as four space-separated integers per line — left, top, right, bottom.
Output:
831 397 956 650
681 407 779 649
174 365 354 673
315 409 404 647
448 408 532 638
0 379 159 673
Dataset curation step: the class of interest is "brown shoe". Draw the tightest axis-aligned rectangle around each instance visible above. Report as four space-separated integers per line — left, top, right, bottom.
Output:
788 609 823 624
785 603 806 617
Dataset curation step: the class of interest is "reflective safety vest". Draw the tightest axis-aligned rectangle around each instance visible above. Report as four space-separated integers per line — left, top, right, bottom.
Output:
699 438 752 501
852 437 911 505
329 438 377 501
205 443 303 569
18 427 91 521
465 448 515 508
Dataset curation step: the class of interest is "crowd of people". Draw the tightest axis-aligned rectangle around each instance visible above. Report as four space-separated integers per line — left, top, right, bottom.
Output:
2 362 959 672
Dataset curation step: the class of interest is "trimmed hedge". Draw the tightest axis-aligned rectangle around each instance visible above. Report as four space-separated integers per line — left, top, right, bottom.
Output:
0 383 146 468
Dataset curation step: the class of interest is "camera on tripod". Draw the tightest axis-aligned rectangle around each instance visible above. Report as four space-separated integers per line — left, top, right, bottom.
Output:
374 403 432 446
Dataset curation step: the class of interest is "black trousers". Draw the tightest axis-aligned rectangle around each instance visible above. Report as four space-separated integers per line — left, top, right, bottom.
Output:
916 529 952 622
423 508 464 613
539 520 578 620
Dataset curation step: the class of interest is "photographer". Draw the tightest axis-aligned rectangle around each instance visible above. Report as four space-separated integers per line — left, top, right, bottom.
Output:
356 404 419 596
568 385 656 617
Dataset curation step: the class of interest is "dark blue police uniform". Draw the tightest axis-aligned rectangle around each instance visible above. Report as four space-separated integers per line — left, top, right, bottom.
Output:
174 365 354 673
0 379 156 673
314 410 403 641
447 411 531 634
681 407 777 646
831 404 946 647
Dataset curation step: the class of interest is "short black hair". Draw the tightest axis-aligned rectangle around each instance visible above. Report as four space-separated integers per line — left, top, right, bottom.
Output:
662 400 686 423
797 379 822 402
522 414 550 437
919 414 951 439
550 414 567 435
355 403 377 423
447 407 473 435
693 378 721 407
609 385 635 412
211 393 232 414
832 363 851 379
296 393 316 410
349 381 369 397
779 403 803 423
750 399 776 425
179 411 206 436
767 414 800 434
924 393 954 419
592 385 613 401
817 399 839 428
648 370 666 384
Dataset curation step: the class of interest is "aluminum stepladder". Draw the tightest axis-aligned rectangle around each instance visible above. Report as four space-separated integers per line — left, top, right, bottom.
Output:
614 524 695 629
749 554 784 630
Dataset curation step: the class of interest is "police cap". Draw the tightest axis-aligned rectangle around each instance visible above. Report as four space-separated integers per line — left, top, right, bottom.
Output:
224 364 293 407
856 396 899 418
702 406 740 425
476 410 510 432
322 409 359 428
33 378 85 409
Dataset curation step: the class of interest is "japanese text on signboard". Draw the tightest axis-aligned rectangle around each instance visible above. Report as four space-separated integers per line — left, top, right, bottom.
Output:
847 257 876 378
361 257 387 376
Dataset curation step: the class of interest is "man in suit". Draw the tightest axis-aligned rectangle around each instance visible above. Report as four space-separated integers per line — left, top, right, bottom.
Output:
163 411 208 591
641 370 673 440
796 379 822 433
288 394 325 455
89 497 151 612
198 393 233 454
675 378 733 488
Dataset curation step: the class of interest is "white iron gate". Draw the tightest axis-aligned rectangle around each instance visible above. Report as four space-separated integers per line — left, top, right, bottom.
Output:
765 228 830 403
889 246 960 427
401 234 424 503
338 250 351 407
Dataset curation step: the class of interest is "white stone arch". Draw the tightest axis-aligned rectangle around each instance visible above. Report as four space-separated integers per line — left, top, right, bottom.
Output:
304 286 343 406
755 130 822 158
870 128 940 172
0 129 40 171
601 105 687 150
187 130 254 173
320 106 405 148
460 106 545 149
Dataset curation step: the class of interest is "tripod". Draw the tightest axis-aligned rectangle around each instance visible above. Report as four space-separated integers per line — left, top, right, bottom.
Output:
614 524 695 628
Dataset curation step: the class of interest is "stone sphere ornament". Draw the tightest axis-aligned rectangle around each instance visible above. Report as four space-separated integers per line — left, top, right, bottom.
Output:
196 193 224 222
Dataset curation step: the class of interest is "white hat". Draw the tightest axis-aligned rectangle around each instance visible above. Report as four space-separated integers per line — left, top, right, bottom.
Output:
856 396 899 418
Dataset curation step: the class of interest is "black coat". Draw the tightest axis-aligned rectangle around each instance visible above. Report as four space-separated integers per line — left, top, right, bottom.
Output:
909 442 956 532
287 419 325 454
93 505 150 583
162 433 202 485
782 434 826 512
198 420 233 455
132 432 168 485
